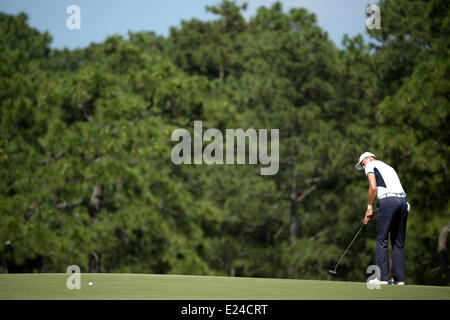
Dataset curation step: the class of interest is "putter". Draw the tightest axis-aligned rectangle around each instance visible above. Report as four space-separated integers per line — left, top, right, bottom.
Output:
328 222 366 276
328 207 379 276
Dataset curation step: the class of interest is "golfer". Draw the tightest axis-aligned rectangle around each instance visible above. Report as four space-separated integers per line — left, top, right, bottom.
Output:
355 152 408 285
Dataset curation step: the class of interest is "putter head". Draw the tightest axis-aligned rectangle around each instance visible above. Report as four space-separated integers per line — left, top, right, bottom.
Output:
328 269 337 275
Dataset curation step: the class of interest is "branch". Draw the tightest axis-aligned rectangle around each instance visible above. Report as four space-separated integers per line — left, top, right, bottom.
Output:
57 198 84 211
40 152 63 165
304 177 322 184
308 228 331 241
295 184 317 202
273 225 284 240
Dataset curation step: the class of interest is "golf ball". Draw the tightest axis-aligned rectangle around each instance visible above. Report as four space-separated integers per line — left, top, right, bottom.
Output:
88 281 93 286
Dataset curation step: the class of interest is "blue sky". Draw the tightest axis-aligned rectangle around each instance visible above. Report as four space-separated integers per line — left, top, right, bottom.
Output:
0 0 374 49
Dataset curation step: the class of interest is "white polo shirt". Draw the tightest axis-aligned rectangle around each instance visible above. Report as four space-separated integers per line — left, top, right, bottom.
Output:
364 160 406 199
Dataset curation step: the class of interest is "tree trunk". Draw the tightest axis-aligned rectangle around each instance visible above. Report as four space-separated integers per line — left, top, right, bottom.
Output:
437 222 450 281
289 199 297 245
89 252 101 273
88 184 103 217
289 145 298 245
219 65 224 82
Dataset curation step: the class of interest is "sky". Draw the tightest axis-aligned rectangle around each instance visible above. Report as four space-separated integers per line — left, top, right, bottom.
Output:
0 0 374 50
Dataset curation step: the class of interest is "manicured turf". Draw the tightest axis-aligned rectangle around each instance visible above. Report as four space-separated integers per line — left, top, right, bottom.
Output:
0 273 449 300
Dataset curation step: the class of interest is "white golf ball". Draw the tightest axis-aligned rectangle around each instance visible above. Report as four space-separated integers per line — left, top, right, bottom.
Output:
88 281 93 286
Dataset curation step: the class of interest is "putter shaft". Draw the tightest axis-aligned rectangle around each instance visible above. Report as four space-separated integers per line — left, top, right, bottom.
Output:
333 223 364 270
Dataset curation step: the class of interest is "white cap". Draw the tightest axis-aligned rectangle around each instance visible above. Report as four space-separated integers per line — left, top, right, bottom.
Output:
355 152 376 171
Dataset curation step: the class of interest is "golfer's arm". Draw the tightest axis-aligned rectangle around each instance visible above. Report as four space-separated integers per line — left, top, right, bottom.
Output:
367 173 377 206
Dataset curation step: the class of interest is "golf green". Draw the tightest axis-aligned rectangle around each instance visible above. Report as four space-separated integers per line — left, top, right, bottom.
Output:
0 273 449 300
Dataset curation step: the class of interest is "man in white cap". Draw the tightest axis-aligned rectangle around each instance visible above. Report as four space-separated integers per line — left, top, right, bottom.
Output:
355 152 408 285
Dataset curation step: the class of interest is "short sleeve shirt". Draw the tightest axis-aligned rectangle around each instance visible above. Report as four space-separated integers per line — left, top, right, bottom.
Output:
364 160 406 199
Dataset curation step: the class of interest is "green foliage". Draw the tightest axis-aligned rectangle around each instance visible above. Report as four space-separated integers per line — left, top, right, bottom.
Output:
0 0 448 285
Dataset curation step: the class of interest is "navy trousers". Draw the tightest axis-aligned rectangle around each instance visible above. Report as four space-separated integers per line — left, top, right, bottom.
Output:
376 197 408 281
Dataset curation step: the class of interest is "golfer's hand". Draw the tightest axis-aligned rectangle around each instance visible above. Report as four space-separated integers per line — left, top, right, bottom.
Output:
363 208 373 225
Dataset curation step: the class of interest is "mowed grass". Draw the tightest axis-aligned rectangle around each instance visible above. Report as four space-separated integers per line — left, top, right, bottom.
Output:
0 273 449 300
